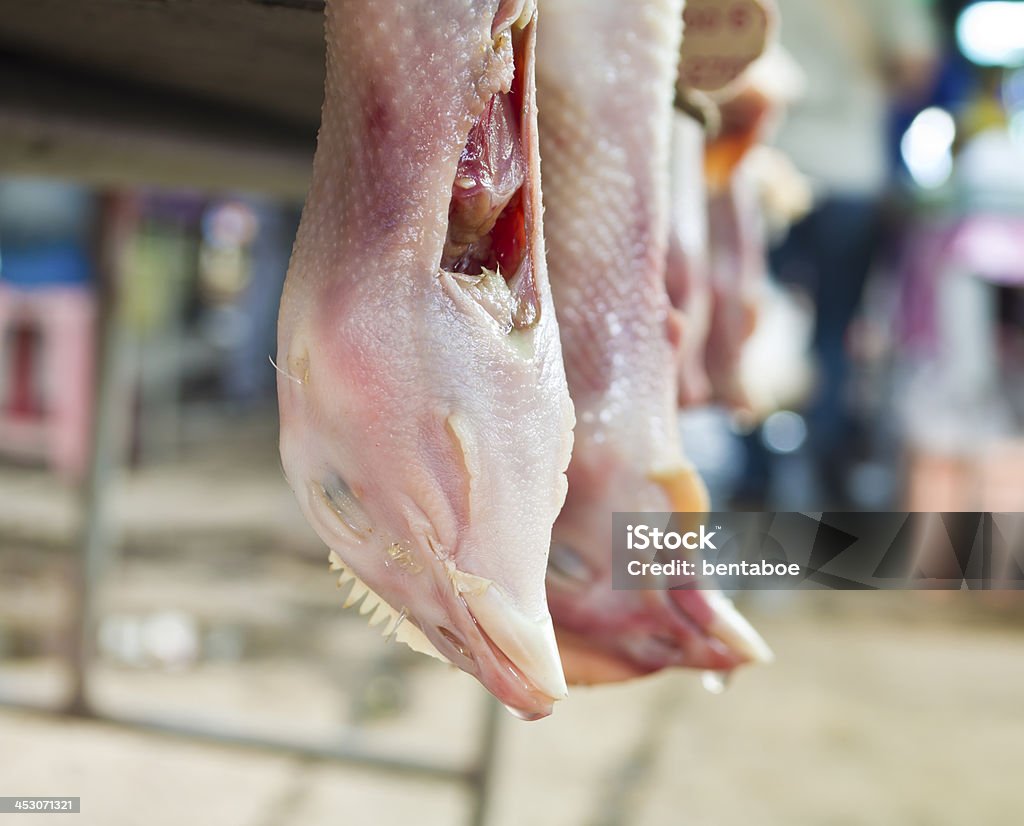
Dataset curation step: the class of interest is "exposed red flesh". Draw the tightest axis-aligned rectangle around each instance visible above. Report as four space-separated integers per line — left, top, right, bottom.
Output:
441 26 537 329
444 91 526 274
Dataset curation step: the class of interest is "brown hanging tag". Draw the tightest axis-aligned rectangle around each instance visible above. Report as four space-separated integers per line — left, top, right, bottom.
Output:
678 0 777 93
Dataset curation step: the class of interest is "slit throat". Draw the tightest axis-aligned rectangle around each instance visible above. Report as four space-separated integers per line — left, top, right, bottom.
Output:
442 17 539 330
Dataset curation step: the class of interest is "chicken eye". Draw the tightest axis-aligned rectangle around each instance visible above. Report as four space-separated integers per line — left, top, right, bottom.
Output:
315 473 373 537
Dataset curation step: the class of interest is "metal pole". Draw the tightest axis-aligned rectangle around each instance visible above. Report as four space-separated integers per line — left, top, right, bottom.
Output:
1 697 479 786
466 696 502 826
66 190 138 716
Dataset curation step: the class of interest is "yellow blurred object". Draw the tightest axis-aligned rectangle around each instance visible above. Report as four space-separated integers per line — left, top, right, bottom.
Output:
650 465 711 514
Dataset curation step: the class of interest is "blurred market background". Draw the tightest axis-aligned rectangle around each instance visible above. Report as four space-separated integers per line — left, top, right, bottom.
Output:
0 1 1022 825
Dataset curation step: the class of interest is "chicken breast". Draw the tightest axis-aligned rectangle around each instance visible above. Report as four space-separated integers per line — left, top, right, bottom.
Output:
537 0 771 683
276 0 575 720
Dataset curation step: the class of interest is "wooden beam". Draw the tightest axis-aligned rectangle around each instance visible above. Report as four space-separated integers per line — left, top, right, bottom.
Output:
0 0 326 124
0 50 315 196
0 0 327 194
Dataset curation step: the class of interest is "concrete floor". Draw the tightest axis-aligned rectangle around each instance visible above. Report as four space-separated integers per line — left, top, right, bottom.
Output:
4 600 1024 826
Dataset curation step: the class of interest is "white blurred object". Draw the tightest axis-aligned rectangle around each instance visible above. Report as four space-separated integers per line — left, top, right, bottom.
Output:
729 43 807 108
937 269 999 402
761 410 808 455
899 267 1015 453
1010 110 1024 146
98 615 147 667
901 107 956 189
957 2 1024 67
142 611 200 670
737 280 815 420
746 144 814 235
956 129 1024 204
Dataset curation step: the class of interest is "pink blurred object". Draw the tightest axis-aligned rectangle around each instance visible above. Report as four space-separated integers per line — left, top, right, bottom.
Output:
0 283 96 480
900 212 1024 356
946 214 1024 287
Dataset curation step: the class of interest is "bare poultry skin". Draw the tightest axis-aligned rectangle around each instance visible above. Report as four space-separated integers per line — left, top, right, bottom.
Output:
666 96 770 412
703 72 778 408
276 0 575 719
537 0 772 684
704 164 765 409
685 0 780 408
666 111 714 408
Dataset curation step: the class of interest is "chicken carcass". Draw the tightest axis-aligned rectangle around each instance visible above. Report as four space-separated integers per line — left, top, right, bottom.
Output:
703 45 807 408
276 0 575 719
666 110 714 408
670 0 781 409
704 160 766 410
536 0 771 684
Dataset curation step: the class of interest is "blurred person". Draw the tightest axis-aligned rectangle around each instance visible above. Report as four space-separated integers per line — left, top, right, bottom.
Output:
766 0 939 504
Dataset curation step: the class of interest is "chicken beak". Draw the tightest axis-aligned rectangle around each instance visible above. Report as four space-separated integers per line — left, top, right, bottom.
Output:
651 467 774 665
704 589 774 664
453 567 569 701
